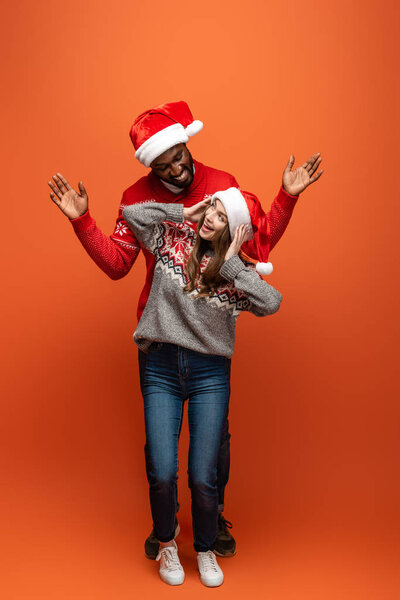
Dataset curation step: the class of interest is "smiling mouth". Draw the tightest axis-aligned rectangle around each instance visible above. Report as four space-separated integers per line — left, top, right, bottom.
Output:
201 223 213 233
172 169 189 183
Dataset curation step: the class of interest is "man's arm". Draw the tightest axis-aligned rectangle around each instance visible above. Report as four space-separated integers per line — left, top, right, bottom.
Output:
266 186 299 252
267 152 324 251
49 173 140 280
71 209 141 280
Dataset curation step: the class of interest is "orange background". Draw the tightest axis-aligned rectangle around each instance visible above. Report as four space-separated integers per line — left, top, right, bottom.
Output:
1 1 399 598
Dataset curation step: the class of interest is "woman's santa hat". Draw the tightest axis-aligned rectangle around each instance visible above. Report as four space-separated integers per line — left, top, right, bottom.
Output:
211 188 274 276
130 101 203 167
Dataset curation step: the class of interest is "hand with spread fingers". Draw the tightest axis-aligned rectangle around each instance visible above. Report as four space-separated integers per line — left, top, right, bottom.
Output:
282 153 324 197
224 224 248 263
48 173 88 220
183 197 211 223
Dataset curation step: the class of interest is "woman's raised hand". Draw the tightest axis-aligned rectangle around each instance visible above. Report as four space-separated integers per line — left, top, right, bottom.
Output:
48 173 88 220
282 153 324 196
183 197 211 223
224 224 248 262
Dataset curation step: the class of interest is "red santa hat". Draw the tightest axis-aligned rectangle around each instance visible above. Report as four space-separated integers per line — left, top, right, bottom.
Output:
130 101 203 167
211 187 273 275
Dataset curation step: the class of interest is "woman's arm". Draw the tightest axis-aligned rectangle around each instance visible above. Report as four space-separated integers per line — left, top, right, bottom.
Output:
221 223 282 316
220 255 282 316
122 202 184 252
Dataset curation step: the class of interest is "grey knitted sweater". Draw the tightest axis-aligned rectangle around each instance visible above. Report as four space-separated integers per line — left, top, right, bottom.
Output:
122 202 282 357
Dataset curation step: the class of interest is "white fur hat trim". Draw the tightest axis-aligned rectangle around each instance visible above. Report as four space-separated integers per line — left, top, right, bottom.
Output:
211 187 253 242
135 121 203 167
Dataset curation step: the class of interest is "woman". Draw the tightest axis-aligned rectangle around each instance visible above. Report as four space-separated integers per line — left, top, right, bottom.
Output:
123 187 282 587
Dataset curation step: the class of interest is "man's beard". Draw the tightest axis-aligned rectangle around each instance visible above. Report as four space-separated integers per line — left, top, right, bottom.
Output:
161 152 194 189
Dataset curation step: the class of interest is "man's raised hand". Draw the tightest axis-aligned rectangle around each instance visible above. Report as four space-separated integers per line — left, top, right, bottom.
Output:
282 153 324 196
48 173 88 220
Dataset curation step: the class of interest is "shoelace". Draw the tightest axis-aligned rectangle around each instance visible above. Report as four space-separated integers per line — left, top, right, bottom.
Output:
199 551 219 573
218 515 233 533
156 546 182 571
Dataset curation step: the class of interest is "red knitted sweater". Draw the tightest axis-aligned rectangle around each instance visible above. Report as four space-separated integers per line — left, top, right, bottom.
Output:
71 160 298 320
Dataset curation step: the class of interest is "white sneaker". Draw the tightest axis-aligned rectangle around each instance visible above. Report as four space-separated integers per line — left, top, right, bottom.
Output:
197 550 224 587
156 540 185 585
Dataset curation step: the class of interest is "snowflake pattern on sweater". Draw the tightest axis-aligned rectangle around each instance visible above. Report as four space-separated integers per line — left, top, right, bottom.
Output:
71 160 297 322
152 220 251 316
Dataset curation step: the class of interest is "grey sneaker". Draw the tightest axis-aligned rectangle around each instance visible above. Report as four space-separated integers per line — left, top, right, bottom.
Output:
214 514 236 557
144 521 180 559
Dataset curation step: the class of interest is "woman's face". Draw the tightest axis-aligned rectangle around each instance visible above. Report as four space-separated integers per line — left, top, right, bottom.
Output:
199 199 228 242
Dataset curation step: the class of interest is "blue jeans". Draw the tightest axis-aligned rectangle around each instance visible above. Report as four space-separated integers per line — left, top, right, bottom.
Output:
139 343 231 552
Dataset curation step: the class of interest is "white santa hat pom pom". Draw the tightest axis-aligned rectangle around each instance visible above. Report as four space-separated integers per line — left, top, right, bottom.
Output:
256 262 273 275
185 120 203 137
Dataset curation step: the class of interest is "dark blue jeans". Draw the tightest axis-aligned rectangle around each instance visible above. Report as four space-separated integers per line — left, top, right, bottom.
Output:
138 343 231 552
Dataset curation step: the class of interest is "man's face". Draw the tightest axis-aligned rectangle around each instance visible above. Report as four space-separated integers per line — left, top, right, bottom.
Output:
150 143 194 188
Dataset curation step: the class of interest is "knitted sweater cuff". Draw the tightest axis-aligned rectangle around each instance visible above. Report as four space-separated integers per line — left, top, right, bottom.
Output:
164 204 184 223
277 186 299 209
70 210 94 234
220 255 246 281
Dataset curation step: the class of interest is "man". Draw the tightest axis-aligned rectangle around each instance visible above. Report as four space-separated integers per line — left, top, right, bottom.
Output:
48 100 323 560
